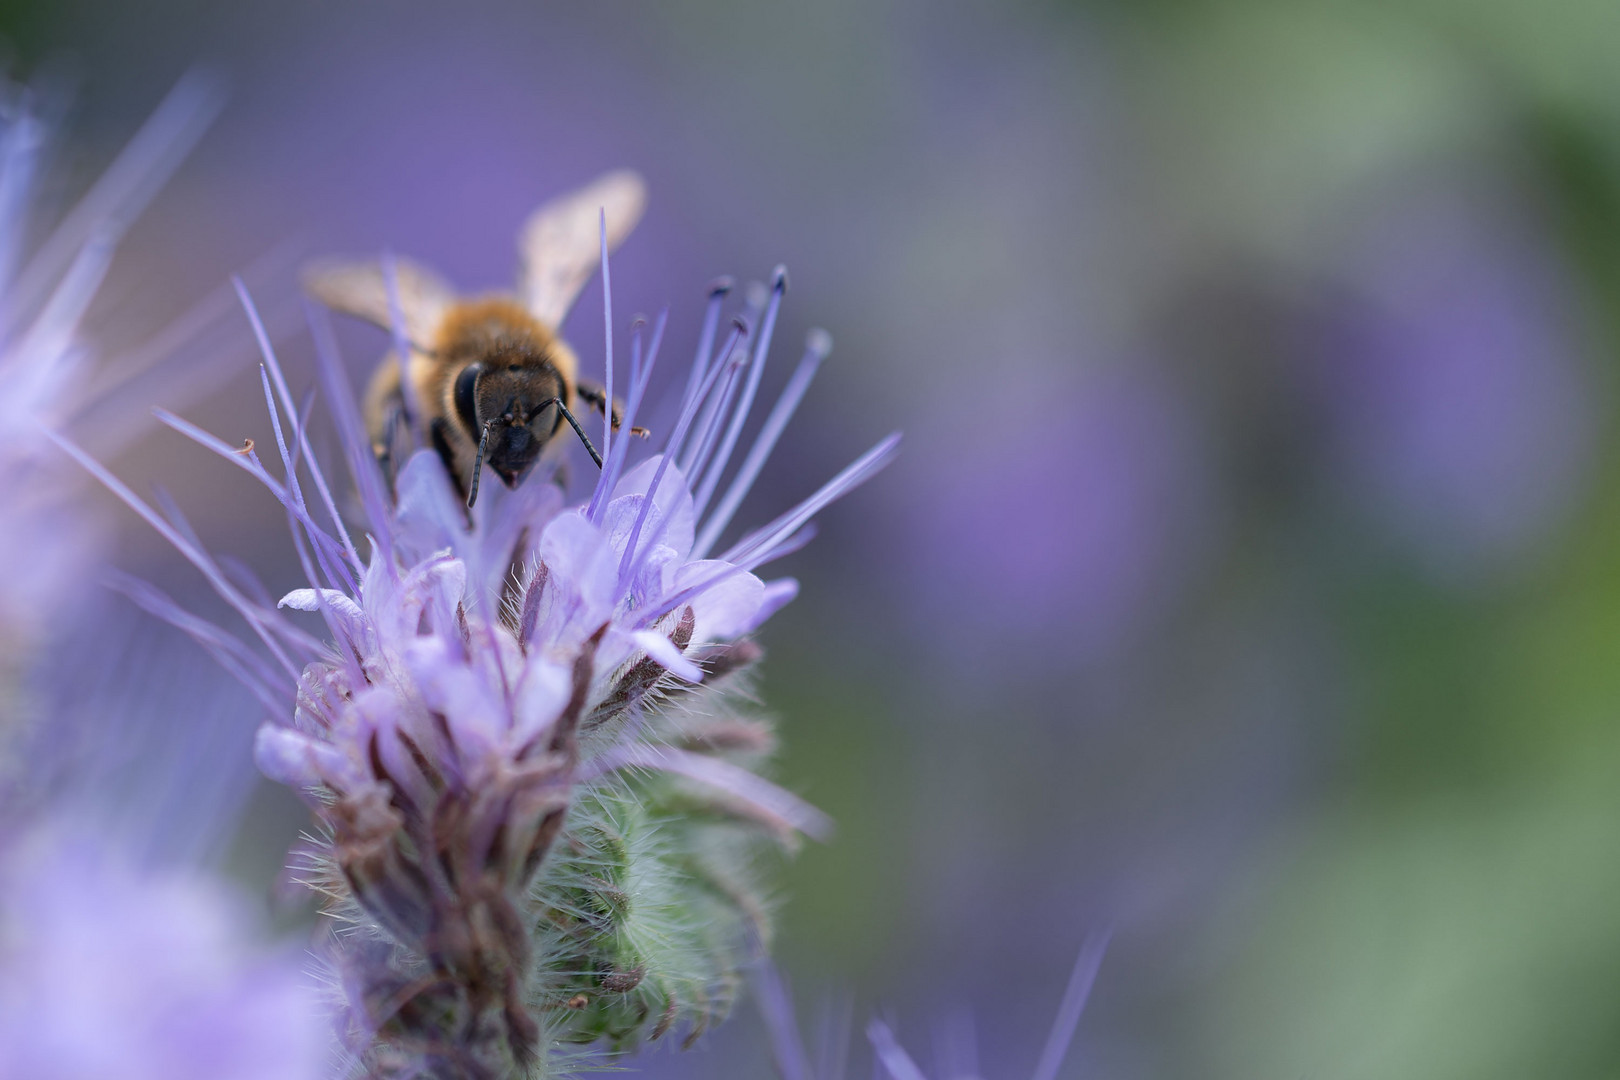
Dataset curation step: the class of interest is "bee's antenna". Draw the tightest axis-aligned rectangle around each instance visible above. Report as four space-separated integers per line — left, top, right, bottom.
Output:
467 419 493 509
553 399 604 468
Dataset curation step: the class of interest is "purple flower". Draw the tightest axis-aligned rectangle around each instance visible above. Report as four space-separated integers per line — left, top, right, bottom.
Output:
62 234 895 1072
0 835 325 1080
1306 184 1594 583
904 366 1213 674
0 78 334 1080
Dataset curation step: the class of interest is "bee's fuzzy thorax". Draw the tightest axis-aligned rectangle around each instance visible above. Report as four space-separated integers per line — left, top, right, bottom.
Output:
433 297 556 359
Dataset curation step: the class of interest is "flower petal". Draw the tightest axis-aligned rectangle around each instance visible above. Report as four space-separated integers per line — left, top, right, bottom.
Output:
631 628 703 682
392 450 466 561
277 588 365 623
530 511 616 652
254 726 354 789
745 577 799 633
673 560 766 642
609 454 695 559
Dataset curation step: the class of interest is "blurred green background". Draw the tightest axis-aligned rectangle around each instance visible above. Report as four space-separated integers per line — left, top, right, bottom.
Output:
9 1 1620 1076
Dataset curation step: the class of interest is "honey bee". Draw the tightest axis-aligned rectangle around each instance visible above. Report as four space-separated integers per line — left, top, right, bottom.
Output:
303 169 649 507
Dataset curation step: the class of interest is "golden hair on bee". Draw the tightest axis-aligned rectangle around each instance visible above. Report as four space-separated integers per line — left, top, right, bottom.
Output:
302 169 651 508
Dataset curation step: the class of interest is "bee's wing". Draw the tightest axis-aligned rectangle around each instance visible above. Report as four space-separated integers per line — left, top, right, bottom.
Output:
301 257 457 347
518 169 648 328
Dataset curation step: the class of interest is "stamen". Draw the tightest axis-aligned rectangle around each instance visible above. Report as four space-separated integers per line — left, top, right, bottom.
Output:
248 302 350 593
591 308 666 523
692 328 830 560
618 324 744 591
258 365 344 593
236 277 360 571
637 434 899 630
49 429 309 681
679 276 734 413
10 228 113 374
719 433 901 570
692 266 787 519
1030 931 1111 1080
104 570 291 719
867 1022 929 1080
306 300 393 566
665 321 746 472
679 283 765 477
680 327 751 484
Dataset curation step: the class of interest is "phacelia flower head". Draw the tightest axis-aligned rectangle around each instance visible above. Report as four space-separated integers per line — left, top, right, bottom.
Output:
66 226 897 1076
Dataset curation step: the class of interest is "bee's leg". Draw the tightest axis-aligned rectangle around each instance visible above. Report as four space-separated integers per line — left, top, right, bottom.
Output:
575 379 650 438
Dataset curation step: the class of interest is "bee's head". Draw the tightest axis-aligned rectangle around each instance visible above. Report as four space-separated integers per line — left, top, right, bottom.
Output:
453 357 566 490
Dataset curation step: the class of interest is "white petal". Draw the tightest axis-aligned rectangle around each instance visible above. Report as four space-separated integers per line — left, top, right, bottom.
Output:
254 726 351 788
631 628 703 682
277 588 364 622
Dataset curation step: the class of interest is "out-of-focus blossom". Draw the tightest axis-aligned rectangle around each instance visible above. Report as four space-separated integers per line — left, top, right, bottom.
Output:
0 80 328 1080
0 611 331 1080
906 367 1212 674
759 933 1110 1080
67 243 896 1074
1306 183 1595 584
0 610 330 1080
0 836 324 1080
0 77 217 670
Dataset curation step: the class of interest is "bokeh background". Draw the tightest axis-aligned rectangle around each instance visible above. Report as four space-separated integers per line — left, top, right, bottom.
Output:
7 0 1620 1076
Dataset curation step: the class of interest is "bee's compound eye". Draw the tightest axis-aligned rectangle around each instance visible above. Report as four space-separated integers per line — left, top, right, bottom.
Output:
453 364 483 432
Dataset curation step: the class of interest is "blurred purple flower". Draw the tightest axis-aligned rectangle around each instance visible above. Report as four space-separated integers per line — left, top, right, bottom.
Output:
62 239 895 1072
0 835 324 1080
906 367 1212 674
0 78 214 659
0 77 337 1080
1307 185 1595 582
